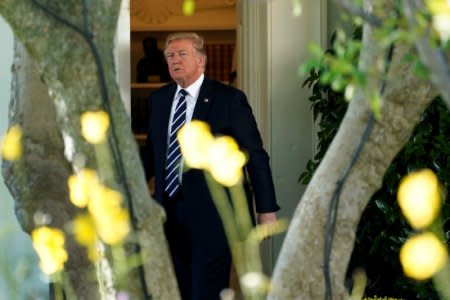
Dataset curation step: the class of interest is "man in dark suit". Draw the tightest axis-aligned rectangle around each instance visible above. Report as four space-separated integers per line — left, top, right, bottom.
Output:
144 32 279 300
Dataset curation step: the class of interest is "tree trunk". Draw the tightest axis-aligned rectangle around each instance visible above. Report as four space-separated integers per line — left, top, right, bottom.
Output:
269 0 437 299
0 1 179 298
3 38 103 299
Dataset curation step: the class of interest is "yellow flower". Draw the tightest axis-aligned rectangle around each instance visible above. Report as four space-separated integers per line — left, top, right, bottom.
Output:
182 0 195 16
177 121 247 186
88 185 123 218
68 168 99 208
400 232 448 280
178 121 214 169
72 214 97 246
95 208 130 245
72 214 101 261
426 0 450 15
88 185 130 245
80 111 110 144
32 227 68 275
397 169 441 229
1 125 23 161
433 15 450 42
240 272 269 293
207 136 247 186
426 0 450 42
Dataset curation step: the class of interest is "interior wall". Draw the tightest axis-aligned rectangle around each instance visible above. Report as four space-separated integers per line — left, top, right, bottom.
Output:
0 17 48 300
267 0 327 268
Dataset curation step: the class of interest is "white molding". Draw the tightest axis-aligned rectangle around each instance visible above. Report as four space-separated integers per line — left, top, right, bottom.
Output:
237 0 270 151
115 0 131 115
237 0 328 273
312 0 328 156
237 0 273 274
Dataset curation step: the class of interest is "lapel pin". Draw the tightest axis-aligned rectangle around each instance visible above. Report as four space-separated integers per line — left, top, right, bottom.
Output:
204 98 209 103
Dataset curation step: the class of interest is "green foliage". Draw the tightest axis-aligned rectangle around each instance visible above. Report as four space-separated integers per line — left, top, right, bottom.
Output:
363 298 403 300
299 28 362 185
300 28 365 100
300 28 450 299
347 97 450 300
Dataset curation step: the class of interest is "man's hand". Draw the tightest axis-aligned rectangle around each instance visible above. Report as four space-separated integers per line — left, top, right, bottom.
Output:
257 212 277 225
257 212 278 240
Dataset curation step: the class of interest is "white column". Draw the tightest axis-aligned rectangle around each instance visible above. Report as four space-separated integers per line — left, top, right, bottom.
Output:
115 0 131 115
238 0 327 271
237 0 271 148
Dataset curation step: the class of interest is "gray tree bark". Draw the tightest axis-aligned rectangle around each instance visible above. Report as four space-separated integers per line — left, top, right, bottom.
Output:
269 0 438 299
0 1 179 299
3 0 447 299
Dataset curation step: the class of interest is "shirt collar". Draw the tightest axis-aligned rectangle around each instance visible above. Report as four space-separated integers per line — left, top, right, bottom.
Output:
176 74 204 99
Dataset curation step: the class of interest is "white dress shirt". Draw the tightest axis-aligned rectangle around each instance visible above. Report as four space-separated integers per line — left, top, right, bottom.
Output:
168 73 204 135
167 74 205 181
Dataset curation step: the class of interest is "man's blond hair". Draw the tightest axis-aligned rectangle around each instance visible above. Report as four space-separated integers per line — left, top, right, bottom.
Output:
164 32 207 65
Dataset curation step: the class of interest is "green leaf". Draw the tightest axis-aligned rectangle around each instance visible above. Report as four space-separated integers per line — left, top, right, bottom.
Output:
308 42 323 58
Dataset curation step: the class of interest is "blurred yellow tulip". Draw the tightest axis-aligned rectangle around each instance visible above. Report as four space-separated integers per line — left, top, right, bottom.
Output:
178 121 247 186
240 271 269 293
433 15 450 42
32 227 68 275
400 232 448 280
88 185 123 217
207 136 247 187
80 111 110 144
72 214 100 261
68 168 99 208
426 0 450 15
72 214 97 246
426 0 450 42
182 0 195 16
397 169 441 229
88 185 130 245
178 120 214 169
95 208 130 245
1 125 23 161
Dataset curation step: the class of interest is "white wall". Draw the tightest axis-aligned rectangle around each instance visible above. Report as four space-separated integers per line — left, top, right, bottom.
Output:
267 0 327 266
238 0 327 272
115 0 131 115
0 17 48 300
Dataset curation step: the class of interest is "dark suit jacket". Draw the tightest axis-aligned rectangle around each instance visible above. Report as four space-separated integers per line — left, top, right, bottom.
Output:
144 78 279 257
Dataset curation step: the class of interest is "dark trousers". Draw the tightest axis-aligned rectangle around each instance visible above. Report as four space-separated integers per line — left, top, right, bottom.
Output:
163 191 231 300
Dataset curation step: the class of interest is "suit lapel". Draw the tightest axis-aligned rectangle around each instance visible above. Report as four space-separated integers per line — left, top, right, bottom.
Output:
192 78 213 122
159 84 177 164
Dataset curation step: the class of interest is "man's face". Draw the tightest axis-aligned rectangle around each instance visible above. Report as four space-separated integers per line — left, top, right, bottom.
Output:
165 39 204 88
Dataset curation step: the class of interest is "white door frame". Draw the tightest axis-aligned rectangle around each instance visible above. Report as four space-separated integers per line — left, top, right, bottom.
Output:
237 0 328 272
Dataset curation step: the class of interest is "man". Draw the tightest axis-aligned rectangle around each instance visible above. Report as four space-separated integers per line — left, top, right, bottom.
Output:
144 32 279 300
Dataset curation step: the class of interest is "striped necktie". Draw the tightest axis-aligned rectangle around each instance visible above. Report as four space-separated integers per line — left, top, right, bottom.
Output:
165 89 188 198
